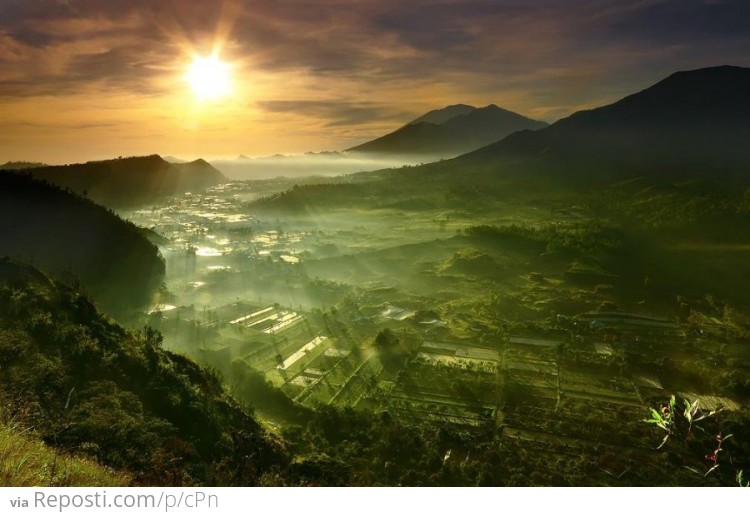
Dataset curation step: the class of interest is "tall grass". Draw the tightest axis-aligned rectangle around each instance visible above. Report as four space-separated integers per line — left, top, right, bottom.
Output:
0 417 130 487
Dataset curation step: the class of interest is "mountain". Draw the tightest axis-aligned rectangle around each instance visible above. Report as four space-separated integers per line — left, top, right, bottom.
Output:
14 155 226 207
346 104 548 158
0 172 165 314
456 65 750 183
407 103 476 125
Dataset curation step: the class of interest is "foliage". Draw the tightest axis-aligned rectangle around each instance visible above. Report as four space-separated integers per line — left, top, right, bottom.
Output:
0 261 285 485
645 395 748 486
466 222 625 257
0 412 130 486
0 172 165 314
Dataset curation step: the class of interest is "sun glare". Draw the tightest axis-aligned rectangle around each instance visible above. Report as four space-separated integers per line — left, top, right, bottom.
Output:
186 54 231 101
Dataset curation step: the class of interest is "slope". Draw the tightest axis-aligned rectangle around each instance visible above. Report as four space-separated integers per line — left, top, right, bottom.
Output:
0 414 130 486
0 172 165 314
0 260 284 485
457 65 750 182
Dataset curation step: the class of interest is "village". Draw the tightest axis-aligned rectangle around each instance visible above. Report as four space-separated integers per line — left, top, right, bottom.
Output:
125 182 750 483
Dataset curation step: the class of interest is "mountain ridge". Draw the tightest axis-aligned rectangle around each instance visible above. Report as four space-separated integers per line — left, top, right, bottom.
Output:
346 104 548 158
452 65 750 182
12 154 226 207
406 103 476 126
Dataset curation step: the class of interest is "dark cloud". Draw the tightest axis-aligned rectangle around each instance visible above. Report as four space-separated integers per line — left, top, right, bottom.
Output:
256 100 413 127
609 0 750 41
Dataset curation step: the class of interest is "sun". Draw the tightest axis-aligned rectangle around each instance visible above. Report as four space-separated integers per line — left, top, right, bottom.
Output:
186 54 231 101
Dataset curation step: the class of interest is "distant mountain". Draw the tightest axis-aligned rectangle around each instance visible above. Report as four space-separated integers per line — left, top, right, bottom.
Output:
457 65 750 182
14 155 226 207
346 104 548 158
407 104 476 126
163 155 187 163
0 171 164 314
0 161 47 170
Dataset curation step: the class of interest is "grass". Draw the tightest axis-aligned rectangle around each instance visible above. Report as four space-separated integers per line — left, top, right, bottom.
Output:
0 418 130 487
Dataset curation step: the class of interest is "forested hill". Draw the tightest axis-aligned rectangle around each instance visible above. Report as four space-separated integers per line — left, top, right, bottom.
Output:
0 260 285 485
6 155 226 207
0 172 164 314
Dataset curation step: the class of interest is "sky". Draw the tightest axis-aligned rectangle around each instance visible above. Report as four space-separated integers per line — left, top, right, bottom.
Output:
1 0 749 164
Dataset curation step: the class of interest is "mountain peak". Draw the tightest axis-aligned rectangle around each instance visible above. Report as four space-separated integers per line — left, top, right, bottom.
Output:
407 104 477 126
347 103 546 157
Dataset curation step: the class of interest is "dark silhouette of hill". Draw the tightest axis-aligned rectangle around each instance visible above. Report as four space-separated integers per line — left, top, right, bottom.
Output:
0 260 284 485
15 155 226 207
455 65 750 183
0 172 165 314
346 104 547 158
407 103 476 125
0 161 48 170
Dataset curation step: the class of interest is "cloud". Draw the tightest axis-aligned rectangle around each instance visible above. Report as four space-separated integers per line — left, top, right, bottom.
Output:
1 0 750 159
256 100 414 127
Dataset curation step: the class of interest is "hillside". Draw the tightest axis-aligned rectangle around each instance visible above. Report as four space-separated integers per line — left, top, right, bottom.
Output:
0 260 284 485
0 415 130 486
346 104 547 158
455 66 750 182
15 155 226 207
0 172 165 314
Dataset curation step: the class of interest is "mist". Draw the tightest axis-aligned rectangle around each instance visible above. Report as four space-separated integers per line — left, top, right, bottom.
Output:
209 152 444 180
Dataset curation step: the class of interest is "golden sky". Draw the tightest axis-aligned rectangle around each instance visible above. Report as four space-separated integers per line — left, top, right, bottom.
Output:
1 0 749 164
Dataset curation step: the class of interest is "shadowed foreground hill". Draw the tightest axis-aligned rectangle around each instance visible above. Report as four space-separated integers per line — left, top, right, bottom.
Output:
0 260 284 485
8 155 226 207
0 172 164 314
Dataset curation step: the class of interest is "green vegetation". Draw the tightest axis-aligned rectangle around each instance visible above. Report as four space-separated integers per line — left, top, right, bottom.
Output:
0 172 165 316
0 414 129 487
0 261 284 485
